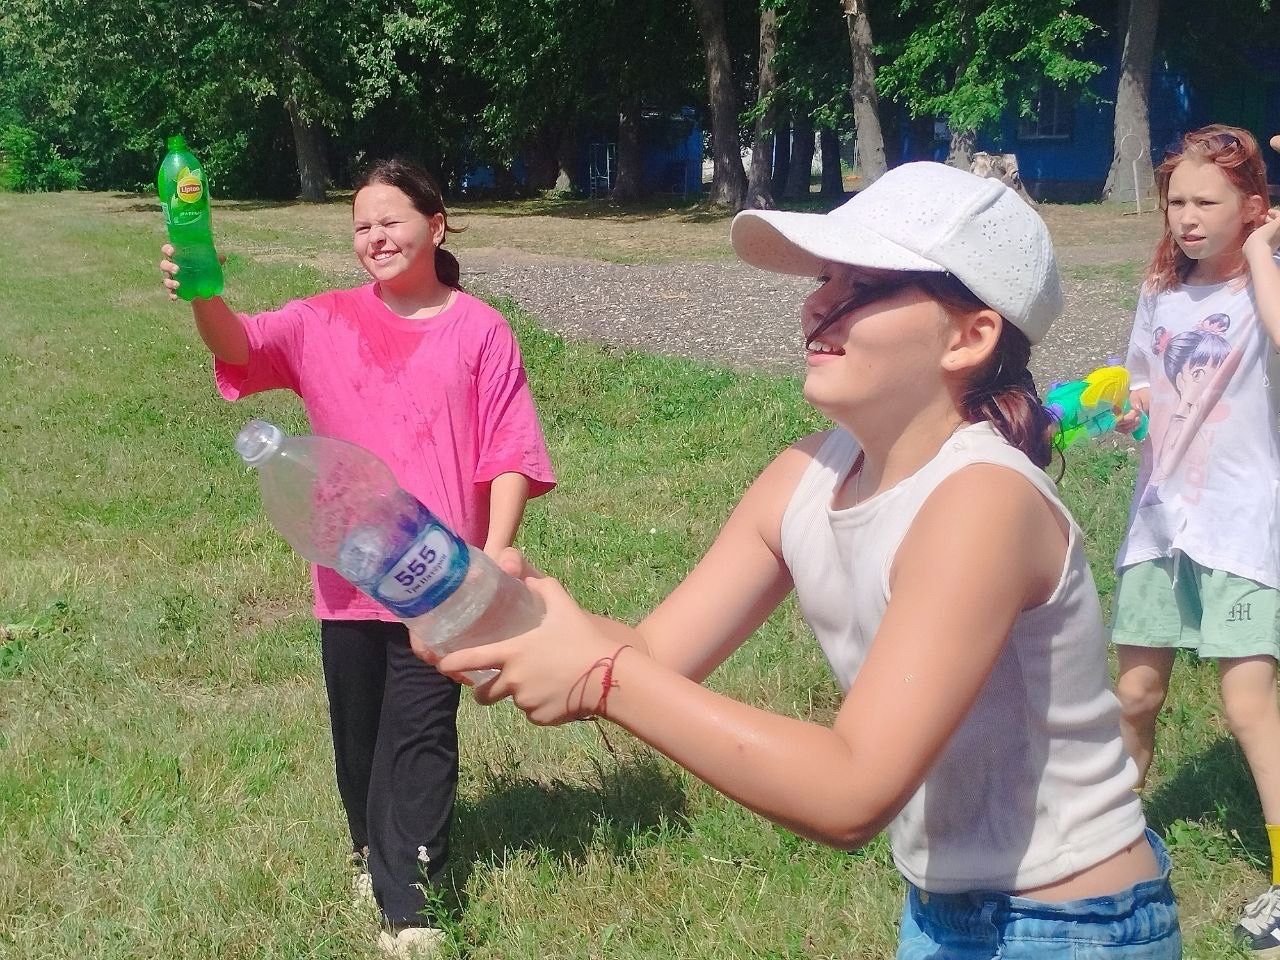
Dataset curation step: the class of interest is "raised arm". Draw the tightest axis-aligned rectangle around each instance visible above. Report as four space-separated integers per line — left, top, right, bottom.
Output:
1244 208 1280 350
160 243 249 364
441 464 1067 849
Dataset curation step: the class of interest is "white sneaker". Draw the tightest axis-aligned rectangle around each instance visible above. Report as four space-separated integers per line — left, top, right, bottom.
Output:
377 927 446 959
1236 885 1280 956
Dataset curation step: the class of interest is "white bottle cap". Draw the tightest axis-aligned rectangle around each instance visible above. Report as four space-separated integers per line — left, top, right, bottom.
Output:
235 419 285 467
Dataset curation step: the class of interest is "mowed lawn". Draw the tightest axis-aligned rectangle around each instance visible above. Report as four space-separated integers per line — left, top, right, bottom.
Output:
0 189 1266 959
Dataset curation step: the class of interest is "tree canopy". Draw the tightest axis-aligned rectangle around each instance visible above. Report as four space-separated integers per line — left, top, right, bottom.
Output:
0 0 1271 203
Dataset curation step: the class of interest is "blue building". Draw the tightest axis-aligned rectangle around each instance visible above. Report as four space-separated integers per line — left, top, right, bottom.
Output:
892 42 1280 202
579 108 703 198
461 109 702 199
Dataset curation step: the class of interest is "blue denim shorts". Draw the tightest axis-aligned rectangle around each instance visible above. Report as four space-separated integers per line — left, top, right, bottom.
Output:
897 830 1181 959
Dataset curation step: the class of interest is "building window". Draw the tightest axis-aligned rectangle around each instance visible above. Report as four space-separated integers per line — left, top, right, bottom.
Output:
1018 84 1076 140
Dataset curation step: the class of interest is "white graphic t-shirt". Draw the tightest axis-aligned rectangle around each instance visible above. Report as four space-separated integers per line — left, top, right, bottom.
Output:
1117 277 1280 588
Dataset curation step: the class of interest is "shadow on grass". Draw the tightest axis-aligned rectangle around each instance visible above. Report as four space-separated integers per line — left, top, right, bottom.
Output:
108 190 856 222
449 192 854 223
1144 734 1268 868
108 193 350 213
449 195 728 224
440 752 688 912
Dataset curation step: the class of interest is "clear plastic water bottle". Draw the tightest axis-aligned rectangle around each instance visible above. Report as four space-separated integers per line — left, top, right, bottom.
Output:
234 419 543 679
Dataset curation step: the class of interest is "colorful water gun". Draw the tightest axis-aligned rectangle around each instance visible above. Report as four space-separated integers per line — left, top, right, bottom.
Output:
1044 364 1149 452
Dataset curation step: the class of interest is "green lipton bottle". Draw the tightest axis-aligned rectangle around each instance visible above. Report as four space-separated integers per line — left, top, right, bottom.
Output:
157 135 224 301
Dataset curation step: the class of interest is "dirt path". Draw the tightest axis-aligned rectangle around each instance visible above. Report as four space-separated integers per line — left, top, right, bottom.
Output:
79 189 1163 386
462 232 1156 388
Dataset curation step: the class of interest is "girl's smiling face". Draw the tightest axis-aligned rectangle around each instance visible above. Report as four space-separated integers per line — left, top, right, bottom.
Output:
799 264 952 420
352 183 445 290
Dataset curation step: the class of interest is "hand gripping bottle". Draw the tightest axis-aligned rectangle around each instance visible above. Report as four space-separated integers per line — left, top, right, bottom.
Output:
157 135 225 301
234 419 543 680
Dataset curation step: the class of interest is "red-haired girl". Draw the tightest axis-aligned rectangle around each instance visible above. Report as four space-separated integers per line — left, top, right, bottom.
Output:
1112 124 1280 954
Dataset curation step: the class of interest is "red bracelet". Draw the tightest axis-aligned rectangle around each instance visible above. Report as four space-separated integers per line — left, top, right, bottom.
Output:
593 644 631 718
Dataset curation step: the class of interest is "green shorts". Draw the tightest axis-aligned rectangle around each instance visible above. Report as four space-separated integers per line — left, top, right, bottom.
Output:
1111 555 1280 660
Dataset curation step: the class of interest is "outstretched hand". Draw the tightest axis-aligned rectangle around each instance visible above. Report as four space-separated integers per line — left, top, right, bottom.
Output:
409 546 546 669
159 243 182 301
435 554 622 726
159 243 227 301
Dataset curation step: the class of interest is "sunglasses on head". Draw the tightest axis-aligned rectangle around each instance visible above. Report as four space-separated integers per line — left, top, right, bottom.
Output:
1165 131 1241 158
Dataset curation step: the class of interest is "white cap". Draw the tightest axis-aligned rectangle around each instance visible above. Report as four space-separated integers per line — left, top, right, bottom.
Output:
730 161 1063 344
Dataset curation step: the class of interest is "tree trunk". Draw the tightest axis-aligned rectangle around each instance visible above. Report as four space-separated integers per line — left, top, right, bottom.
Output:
841 0 887 183
556 126 581 193
493 164 520 198
285 97 327 202
525 122 564 191
745 6 779 209
820 126 844 197
784 114 816 199
946 127 976 169
612 100 644 202
690 0 747 209
772 118 792 198
1104 0 1161 203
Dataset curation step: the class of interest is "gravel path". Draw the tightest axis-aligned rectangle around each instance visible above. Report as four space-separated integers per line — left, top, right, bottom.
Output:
462 245 1140 389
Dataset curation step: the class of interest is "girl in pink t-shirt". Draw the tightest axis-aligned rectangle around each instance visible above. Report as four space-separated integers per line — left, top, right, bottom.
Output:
160 159 555 956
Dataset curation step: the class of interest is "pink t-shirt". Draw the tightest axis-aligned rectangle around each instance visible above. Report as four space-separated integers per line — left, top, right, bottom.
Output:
216 284 556 620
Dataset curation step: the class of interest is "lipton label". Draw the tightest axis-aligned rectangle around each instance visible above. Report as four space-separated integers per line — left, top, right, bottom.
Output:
176 167 203 204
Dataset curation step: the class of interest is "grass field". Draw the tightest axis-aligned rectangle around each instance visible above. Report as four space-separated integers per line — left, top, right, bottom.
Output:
0 189 1264 959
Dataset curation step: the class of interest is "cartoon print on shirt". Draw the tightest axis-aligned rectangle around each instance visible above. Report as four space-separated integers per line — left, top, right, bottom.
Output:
1141 315 1235 507
1197 312 1231 335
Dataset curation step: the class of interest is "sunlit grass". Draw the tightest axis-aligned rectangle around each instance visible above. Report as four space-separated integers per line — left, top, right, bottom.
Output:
0 190 1258 958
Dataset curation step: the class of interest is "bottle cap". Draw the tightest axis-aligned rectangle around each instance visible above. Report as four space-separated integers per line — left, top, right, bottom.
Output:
167 135 187 151
235 419 285 467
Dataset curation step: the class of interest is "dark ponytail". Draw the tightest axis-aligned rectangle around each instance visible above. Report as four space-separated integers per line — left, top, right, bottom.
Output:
353 157 465 290
959 326 1055 470
434 248 461 289
915 273 1056 470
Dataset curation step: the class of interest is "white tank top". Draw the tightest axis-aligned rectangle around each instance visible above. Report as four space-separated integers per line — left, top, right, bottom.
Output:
781 422 1145 893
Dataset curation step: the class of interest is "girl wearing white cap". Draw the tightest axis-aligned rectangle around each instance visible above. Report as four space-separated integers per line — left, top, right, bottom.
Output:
432 162 1181 957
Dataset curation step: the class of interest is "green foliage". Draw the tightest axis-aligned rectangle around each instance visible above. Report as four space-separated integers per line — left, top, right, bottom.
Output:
0 124 82 191
759 0 854 132
877 0 1102 136
0 0 706 197
453 0 702 180
0 0 475 196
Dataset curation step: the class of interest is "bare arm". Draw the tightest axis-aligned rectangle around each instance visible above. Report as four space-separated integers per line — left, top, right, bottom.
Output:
625 435 820 679
441 465 1066 848
160 243 249 364
1244 209 1280 349
483 472 531 558
487 434 820 677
